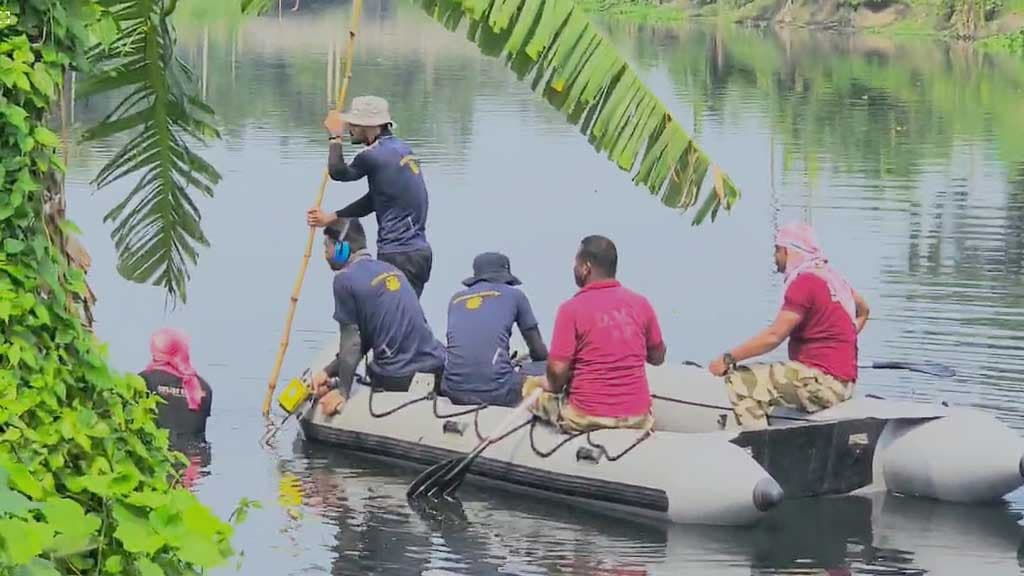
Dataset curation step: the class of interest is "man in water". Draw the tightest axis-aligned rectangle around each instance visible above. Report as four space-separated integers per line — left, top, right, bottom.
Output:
311 218 445 416
139 328 213 437
708 222 871 430
306 95 434 298
441 252 548 407
523 236 666 432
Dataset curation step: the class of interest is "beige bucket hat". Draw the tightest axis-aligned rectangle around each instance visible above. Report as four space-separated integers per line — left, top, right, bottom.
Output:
340 95 393 127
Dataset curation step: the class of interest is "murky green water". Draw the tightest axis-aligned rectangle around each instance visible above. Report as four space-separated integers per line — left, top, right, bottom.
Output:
65 1 1024 573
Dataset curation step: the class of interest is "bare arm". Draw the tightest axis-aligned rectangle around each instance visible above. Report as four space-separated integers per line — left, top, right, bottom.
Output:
545 359 572 394
853 289 870 334
728 310 803 363
647 341 667 366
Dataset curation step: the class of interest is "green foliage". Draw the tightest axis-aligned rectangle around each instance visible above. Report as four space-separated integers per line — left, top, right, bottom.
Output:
979 28 1024 53
417 0 740 224
80 0 223 304
0 1 241 574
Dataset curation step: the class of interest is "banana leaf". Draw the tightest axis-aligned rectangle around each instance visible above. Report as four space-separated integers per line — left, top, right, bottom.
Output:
416 0 741 224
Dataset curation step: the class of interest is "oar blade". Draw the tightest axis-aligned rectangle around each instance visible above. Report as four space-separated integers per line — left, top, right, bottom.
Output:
868 361 956 378
407 458 461 499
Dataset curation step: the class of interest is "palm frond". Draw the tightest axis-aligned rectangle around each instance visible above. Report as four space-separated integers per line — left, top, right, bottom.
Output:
417 0 740 224
81 0 221 303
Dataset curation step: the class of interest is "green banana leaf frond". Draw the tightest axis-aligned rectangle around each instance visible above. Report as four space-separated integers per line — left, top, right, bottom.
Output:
81 0 222 303
418 0 740 224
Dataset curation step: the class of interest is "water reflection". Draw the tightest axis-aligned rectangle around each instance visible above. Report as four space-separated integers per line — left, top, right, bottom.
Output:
275 441 1023 575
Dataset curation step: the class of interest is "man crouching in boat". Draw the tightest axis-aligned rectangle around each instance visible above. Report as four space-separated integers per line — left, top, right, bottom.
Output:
708 222 871 431
310 218 446 416
523 235 667 433
441 252 548 407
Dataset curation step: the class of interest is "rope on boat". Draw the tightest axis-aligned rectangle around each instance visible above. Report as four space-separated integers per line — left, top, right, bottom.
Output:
367 384 431 418
528 418 587 458
650 393 814 423
584 429 653 462
433 395 490 419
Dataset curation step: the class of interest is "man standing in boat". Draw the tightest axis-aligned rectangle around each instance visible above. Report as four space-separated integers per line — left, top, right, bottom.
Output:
708 222 871 430
441 252 548 407
306 95 434 299
523 235 666 432
310 218 445 416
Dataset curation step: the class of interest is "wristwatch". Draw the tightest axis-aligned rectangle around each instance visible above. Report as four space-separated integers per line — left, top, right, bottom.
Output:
328 135 342 143
722 352 737 372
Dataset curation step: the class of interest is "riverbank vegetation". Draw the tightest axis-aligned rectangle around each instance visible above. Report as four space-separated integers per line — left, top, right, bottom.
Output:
591 0 1024 39
0 1 249 574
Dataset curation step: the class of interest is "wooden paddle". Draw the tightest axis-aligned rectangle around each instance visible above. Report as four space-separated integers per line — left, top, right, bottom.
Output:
407 387 543 500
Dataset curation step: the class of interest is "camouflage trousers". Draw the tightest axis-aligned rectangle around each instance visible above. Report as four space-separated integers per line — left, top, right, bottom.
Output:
521 376 655 434
725 361 853 431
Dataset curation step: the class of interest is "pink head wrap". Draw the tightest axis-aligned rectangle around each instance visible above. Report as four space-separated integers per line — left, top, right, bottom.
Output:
145 328 205 411
775 222 856 323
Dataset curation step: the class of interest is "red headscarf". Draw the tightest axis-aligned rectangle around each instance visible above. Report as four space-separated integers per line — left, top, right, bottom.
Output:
146 328 205 411
775 222 857 323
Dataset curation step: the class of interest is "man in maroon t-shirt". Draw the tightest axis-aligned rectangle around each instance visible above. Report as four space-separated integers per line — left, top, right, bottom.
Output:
708 222 870 430
523 235 667 433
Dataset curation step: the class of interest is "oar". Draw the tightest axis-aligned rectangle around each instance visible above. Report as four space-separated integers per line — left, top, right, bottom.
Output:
685 360 956 378
407 387 543 500
858 361 956 378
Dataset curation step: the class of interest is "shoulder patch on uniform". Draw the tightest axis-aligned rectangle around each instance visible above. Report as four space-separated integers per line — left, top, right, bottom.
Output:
452 290 501 310
371 271 402 292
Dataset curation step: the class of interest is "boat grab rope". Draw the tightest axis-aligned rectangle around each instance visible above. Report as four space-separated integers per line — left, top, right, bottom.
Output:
650 393 814 423
529 418 587 458
367 383 431 418
433 395 490 419
527 419 652 463
584 429 653 462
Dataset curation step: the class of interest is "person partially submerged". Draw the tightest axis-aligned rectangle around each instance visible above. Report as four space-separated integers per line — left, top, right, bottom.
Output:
139 328 213 437
708 222 871 430
311 218 445 416
524 236 666 433
307 95 434 299
441 252 548 407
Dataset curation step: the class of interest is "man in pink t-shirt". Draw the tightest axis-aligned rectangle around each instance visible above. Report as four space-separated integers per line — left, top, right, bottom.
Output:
708 222 871 430
522 235 667 433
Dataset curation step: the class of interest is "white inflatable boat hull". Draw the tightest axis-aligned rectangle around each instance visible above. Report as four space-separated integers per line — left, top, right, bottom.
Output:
300 375 780 526
646 363 1024 503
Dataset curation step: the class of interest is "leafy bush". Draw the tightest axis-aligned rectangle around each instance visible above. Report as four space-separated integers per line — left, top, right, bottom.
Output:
0 2 241 574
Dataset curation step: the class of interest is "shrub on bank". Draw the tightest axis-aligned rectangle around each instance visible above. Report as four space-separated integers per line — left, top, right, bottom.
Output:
0 3 245 574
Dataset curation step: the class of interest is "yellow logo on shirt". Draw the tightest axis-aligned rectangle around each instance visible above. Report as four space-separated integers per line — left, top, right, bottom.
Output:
400 155 420 175
453 290 501 311
371 271 403 292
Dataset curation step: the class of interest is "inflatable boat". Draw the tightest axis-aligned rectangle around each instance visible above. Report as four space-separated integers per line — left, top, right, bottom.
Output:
295 340 1024 525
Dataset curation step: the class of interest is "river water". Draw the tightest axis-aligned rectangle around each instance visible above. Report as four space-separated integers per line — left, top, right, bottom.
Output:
63 1 1024 574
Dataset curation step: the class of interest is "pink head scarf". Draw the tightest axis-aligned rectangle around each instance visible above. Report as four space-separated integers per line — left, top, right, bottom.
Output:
775 222 856 323
146 328 205 411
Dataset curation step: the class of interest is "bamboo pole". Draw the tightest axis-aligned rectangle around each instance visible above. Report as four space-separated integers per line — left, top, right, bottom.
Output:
262 0 364 417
